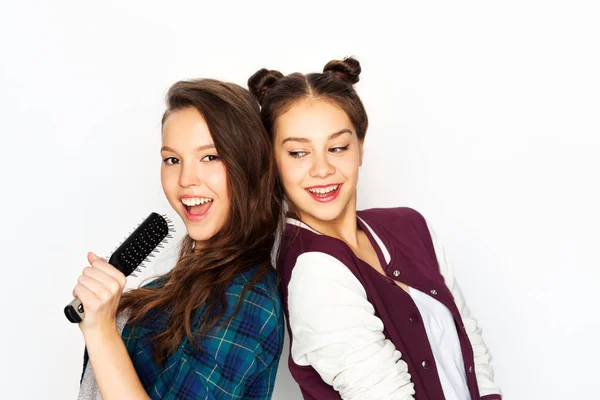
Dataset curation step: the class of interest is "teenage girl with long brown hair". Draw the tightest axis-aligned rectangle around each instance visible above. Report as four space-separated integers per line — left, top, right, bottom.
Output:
74 79 284 399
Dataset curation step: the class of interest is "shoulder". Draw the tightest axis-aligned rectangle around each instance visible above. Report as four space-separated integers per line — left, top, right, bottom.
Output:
223 265 283 329
278 224 356 280
229 265 279 303
360 206 432 238
359 206 426 226
194 266 284 369
293 251 353 276
288 252 366 297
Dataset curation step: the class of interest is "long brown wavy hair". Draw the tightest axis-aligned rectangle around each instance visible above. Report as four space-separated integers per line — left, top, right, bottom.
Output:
118 79 283 365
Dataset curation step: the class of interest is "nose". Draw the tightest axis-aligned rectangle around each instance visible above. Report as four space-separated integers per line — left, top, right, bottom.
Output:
179 161 201 187
309 152 335 179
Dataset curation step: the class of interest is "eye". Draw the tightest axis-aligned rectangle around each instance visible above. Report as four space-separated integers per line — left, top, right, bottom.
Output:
163 156 180 165
330 144 350 153
201 154 220 162
288 151 309 158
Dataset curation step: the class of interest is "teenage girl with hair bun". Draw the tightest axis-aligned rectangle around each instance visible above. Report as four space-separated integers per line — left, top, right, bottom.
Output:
248 57 502 400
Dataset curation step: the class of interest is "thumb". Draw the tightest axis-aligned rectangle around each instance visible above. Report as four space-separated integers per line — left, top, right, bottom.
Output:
87 251 105 266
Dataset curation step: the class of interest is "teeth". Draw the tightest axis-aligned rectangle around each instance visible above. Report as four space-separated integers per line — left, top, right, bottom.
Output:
181 197 213 206
308 185 339 194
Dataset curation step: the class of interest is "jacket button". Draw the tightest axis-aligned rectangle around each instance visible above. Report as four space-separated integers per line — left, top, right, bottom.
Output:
409 314 420 323
421 360 432 370
468 365 473 373
393 270 400 277
430 289 438 295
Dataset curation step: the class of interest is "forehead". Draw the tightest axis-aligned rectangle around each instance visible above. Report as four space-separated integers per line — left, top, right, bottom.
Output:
162 107 213 145
275 99 353 141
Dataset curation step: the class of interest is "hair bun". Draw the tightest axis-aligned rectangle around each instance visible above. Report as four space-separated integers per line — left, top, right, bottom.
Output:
323 57 361 84
248 68 284 104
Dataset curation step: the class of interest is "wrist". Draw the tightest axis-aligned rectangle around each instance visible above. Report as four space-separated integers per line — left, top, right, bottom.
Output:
82 322 120 345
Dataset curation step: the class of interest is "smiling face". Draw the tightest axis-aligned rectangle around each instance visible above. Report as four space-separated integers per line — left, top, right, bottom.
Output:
274 98 363 228
160 107 230 248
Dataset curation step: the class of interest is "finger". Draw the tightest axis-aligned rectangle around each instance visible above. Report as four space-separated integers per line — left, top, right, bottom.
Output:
88 252 126 286
77 275 119 301
73 282 100 310
82 266 115 285
87 251 105 265
82 269 124 295
87 252 111 274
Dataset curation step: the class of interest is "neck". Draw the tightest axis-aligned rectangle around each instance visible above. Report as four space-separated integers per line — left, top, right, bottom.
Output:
297 195 360 249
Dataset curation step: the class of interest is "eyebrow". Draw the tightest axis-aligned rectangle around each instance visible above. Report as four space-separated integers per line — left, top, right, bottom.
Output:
281 128 353 145
160 144 216 153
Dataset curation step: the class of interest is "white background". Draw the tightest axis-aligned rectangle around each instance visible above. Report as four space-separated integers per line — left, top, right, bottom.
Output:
1 1 598 399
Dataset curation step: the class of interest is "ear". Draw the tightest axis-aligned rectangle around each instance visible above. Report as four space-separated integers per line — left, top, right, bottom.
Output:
359 140 365 166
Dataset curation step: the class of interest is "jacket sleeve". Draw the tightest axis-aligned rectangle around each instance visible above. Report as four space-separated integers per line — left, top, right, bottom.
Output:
426 221 503 399
287 251 416 400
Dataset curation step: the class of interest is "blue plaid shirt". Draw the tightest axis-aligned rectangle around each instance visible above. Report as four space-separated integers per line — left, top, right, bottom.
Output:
84 265 284 399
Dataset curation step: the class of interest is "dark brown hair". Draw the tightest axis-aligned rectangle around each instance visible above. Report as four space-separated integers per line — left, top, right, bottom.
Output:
118 79 282 365
247 57 369 141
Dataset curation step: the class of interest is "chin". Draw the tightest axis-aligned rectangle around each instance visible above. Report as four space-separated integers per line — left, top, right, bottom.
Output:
294 192 353 223
187 227 217 243
300 204 345 223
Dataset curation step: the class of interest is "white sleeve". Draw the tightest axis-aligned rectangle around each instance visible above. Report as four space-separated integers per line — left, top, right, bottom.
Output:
426 221 503 398
288 252 416 400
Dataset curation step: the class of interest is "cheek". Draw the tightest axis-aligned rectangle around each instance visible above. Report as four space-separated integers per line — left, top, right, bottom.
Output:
274 151 286 176
161 167 177 196
276 153 306 186
212 165 229 202
278 162 305 191
339 152 361 179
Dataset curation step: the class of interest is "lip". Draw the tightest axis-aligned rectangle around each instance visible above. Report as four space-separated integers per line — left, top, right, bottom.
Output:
182 200 213 222
304 183 343 203
179 194 211 200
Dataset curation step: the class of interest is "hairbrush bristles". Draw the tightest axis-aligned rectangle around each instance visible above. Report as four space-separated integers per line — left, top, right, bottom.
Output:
64 212 175 323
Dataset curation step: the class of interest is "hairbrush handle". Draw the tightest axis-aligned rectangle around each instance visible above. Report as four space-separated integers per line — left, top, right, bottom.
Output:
64 212 173 323
64 298 85 323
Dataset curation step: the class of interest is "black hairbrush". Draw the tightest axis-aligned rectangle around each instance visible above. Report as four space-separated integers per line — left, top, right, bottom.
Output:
64 212 175 323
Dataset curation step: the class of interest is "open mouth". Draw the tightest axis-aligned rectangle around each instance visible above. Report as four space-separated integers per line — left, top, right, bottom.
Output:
305 184 342 202
181 197 213 219
307 184 340 196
